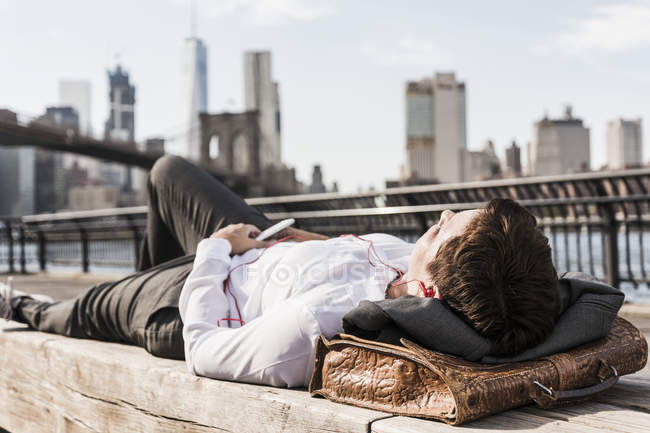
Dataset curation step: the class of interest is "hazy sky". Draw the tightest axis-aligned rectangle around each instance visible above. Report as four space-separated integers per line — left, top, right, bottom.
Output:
2 0 649 191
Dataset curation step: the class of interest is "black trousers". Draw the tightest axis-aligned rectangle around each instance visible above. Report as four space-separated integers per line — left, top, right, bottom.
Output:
14 155 271 360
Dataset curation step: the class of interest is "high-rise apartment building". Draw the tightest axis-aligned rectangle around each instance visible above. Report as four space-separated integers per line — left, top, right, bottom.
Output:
309 165 326 193
244 51 282 168
59 80 101 180
464 140 501 181
32 107 77 212
405 72 466 183
104 65 136 191
38 106 79 132
0 107 76 214
181 37 208 160
528 106 590 176
16 147 36 215
606 118 643 169
59 80 91 135
105 65 135 142
505 140 522 176
0 110 33 216
405 80 434 180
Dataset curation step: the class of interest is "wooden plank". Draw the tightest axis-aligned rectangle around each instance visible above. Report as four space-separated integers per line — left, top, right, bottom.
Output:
0 321 388 433
594 377 650 411
0 379 222 433
372 379 650 433
372 410 612 433
520 402 650 433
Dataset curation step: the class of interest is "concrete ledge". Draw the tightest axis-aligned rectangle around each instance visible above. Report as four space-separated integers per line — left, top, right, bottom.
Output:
2 320 650 433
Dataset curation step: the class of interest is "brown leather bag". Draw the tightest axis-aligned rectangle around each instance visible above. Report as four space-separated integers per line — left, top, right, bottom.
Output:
309 317 648 425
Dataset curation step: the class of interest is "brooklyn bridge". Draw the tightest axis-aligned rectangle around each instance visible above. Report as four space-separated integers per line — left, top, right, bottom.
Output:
0 110 297 197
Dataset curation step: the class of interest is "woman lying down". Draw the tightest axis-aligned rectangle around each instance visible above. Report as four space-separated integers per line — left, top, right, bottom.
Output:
0 155 623 387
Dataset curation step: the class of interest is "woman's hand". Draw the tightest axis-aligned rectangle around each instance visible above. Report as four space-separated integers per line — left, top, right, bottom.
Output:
210 223 270 255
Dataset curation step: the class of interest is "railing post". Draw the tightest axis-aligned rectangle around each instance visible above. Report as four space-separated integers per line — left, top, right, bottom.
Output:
602 205 620 288
132 227 140 269
80 228 89 273
406 193 428 235
38 230 47 271
19 225 26 274
127 215 141 269
6 220 14 274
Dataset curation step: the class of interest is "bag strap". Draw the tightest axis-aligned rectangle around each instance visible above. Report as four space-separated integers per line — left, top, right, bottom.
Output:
531 362 618 408
336 333 421 355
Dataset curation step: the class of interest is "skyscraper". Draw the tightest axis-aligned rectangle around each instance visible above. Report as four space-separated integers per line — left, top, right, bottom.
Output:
464 139 501 181
405 72 467 183
37 106 79 132
59 80 102 181
529 106 590 176
244 51 282 168
606 118 643 169
309 165 326 193
59 80 91 135
0 110 32 216
405 80 434 180
505 140 522 176
105 65 135 142
104 65 136 191
181 37 208 160
32 107 77 211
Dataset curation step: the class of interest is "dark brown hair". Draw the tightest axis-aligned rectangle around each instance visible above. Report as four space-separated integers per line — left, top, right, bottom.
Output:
428 198 559 356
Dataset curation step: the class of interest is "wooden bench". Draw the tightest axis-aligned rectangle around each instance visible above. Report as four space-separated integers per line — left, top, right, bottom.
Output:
1 319 649 433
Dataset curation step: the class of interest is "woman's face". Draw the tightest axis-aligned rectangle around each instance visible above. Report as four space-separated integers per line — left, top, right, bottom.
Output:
403 209 483 297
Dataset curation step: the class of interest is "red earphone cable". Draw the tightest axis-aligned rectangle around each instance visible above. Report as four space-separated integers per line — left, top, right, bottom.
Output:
219 234 307 327
217 233 420 328
338 234 405 277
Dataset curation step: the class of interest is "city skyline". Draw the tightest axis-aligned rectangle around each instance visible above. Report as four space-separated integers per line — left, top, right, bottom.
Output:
2 0 650 191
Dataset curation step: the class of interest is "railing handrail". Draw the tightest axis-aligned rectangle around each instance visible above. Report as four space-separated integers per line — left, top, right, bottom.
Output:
20 206 148 223
9 166 650 223
13 193 650 225
263 195 650 220
245 167 650 205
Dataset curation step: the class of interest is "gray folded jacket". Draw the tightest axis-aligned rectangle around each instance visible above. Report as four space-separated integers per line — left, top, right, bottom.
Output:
341 272 625 363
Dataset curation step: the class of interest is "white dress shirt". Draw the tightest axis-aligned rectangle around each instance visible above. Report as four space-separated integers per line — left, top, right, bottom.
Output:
179 233 414 387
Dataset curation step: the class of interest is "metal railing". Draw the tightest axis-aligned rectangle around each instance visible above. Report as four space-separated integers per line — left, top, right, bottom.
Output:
2 167 650 290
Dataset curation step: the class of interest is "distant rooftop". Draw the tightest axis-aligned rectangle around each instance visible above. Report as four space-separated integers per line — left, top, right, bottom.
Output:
406 80 433 94
536 105 586 126
406 72 465 94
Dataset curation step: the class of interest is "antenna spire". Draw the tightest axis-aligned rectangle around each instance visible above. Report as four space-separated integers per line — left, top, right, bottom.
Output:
191 0 197 38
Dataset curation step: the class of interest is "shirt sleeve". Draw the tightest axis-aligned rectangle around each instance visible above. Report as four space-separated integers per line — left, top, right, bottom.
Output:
179 238 320 388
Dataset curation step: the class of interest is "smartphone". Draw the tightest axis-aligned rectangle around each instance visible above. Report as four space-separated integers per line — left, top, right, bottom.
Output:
254 218 296 241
